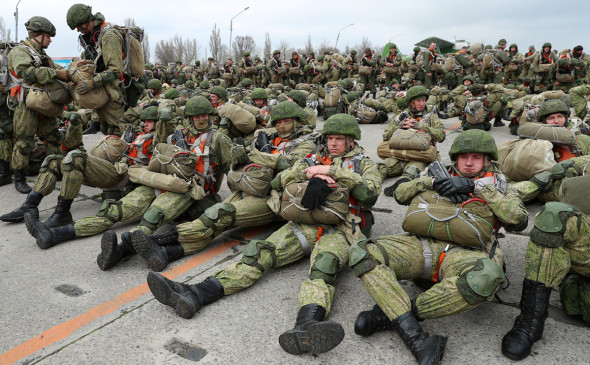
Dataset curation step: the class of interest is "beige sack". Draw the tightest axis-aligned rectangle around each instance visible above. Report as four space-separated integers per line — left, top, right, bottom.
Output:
388 129 432 151
280 181 349 225
128 166 191 194
25 84 63 117
218 103 257 134
148 143 197 181
377 142 437 163
497 139 555 181
89 135 128 163
227 164 274 197
70 84 109 109
517 123 577 146
359 66 372 76
324 87 341 107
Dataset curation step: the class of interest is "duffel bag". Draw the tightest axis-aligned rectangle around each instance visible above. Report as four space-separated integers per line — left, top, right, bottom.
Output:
227 163 274 198
497 139 555 181
388 129 432 151
147 143 197 181
280 181 349 225
89 135 128 163
128 166 191 194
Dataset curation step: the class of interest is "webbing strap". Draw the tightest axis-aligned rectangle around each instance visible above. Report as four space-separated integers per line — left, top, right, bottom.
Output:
419 236 433 280
291 221 311 256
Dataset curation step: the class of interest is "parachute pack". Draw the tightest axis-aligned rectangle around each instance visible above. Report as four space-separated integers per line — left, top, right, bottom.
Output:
0 41 19 94
92 24 145 80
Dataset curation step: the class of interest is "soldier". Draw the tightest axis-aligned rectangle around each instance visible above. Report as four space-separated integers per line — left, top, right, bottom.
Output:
381 44 403 87
380 86 446 193
422 42 441 88
288 51 306 85
443 46 474 91
490 39 512 84
343 49 358 79
571 45 590 83
569 83 590 120
66 4 134 136
360 48 378 95
502 174 590 360
222 59 238 87
205 57 220 80
122 101 318 272
350 130 528 365
532 42 557 93
519 46 537 86
504 44 524 85
267 50 287 86
7 16 70 194
250 88 271 126
146 114 381 356
440 75 479 120
239 51 255 82
27 96 231 254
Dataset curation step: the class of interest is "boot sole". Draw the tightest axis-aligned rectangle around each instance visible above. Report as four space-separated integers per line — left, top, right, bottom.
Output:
147 272 197 319
25 214 53 250
24 212 41 238
132 231 167 272
279 321 345 355
97 231 120 271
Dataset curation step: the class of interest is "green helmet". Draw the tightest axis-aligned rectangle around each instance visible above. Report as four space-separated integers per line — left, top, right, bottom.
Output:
164 88 180 99
303 64 312 73
287 90 306 108
25 16 56 37
449 130 498 161
273 49 281 56
406 86 429 103
498 38 507 46
350 50 357 55
66 4 92 30
322 113 361 140
462 75 475 84
140 106 158 121
338 78 353 89
170 78 179 85
413 46 421 53
509 43 518 49
241 78 253 87
147 79 162 90
209 86 227 100
389 43 397 50
185 96 214 116
292 51 298 56
484 44 492 50
537 99 570 123
269 101 303 126
347 91 362 103
185 80 195 89
199 80 210 90
251 88 268 100
243 51 250 57
542 42 552 49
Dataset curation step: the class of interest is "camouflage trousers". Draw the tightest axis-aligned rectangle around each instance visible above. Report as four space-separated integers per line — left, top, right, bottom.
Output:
176 191 281 255
524 212 590 288
360 74 376 94
213 222 351 315
74 186 192 237
33 153 125 200
378 158 429 179
355 235 504 320
12 102 60 169
96 85 125 136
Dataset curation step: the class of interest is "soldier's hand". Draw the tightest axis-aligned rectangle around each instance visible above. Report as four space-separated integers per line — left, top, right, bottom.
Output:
76 80 96 95
435 176 475 198
56 69 70 82
530 170 552 192
68 112 82 126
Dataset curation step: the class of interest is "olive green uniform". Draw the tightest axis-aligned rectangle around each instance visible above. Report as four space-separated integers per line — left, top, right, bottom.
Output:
350 165 528 321
569 84 590 120
532 51 558 93
360 53 377 94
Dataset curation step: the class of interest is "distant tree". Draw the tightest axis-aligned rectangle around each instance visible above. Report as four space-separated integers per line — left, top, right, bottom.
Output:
0 16 12 41
209 24 222 62
357 37 374 53
172 35 184 63
264 32 271 59
278 40 290 60
183 38 200 65
142 33 151 64
123 18 136 27
317 41 332 55
305 34 314 55
154 39 175 65
232 35 256 61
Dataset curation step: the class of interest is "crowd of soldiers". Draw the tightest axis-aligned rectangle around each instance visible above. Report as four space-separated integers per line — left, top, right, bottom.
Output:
1 5 590 364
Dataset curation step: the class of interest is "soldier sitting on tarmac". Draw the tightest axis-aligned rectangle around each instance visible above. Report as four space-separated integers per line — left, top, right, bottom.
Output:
146 114 382 356
348 130 528 365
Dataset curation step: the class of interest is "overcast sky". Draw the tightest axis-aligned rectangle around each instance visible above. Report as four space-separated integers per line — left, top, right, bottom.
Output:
4 0 590 60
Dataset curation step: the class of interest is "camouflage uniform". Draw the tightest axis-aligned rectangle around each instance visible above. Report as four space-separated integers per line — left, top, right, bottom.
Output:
504 44 524 85
569 84 590 120
379 86 446 179
288 52 306 85
519 46 538 85
360 49 378 94
381 45 403 87
532 44 558 93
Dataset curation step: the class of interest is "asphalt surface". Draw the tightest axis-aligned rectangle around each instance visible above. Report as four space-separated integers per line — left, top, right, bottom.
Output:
0 112 588 365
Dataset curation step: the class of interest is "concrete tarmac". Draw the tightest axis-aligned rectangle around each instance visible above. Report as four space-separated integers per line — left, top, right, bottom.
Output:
0 113 588 365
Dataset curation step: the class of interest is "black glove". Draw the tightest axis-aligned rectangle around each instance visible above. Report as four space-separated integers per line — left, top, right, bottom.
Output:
435 176 475 198
301 177 334 210
448 193 471 204
233 137 245 147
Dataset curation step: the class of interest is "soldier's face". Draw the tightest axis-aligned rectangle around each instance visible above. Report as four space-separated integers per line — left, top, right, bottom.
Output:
327 135 352 156
543 47 550 53
191 115 209 130
410 97 426 112
144 120 156 133
275 118 295 137
546 113 566 127
457 153 485 176
429 43 436 51
76 21 93 35
36 34 52 48
254 98 265 107
463 79 472 86
210 94 220 104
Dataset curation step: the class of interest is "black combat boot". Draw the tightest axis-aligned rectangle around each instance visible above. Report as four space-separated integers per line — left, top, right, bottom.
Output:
501 278 552 361
393 311 447 365
147 273 224 319
0 159 11 186
383 177 411 197
96 231 136 271
131 230 183 271
25 213 76 249
0 191 43 223
14 169 31 194
279 304 345 355
354 304 391 337
44 196 74 228
493 116 505 127
83 121 100 135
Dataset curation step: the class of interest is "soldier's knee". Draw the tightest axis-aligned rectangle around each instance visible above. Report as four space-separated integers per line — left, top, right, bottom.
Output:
403 165 421 179
62 150 87 172
45 129 64 146
349 239 388 277
240 240 276 273
140 206 166 232
39 154 61 175
200 203 236 227
457 258 505 305
310 252 339 285
15 138 36 155
530 202 582 248
97 199 123 223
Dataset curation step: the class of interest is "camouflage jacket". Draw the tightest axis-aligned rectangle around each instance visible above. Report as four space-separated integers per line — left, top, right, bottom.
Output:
569 84 590 119
8 38 61 86
396 163 528 232
247 129 320 171
383 108 446 144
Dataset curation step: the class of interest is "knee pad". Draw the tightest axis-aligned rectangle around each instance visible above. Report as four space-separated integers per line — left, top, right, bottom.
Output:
310 252 339 285
200 203 236 228
349 239 388 277
457 258 505 305
140 206 166 232
403 165 421 180
530 202 582 248
97 199 123 224
39 154 62 176
15 138 36 155
240 240 276 273
62 150 87 172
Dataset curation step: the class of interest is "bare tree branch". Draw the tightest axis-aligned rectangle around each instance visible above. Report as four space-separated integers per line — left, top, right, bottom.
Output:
209 23 222 62
232 35 256 60
264 32 271 59
0 17 12 41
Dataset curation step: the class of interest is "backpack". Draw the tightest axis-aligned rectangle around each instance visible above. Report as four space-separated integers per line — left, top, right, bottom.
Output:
0 41 19 94
96 24 145 79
